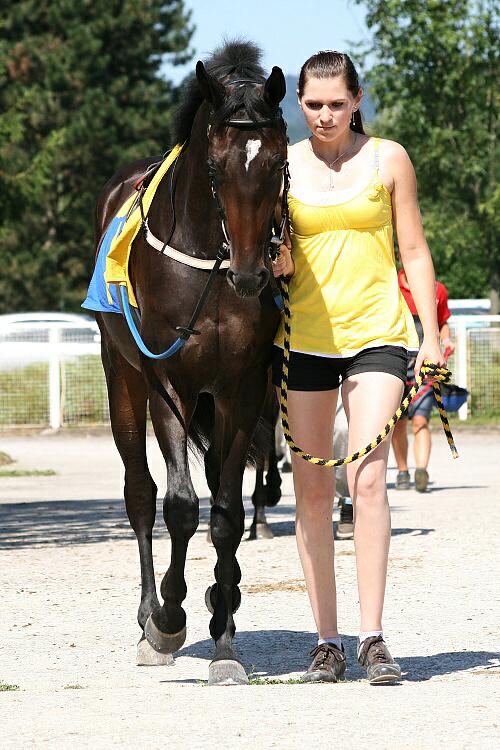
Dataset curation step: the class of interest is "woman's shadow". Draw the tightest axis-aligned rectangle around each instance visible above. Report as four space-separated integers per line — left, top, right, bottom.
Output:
175 630 499 682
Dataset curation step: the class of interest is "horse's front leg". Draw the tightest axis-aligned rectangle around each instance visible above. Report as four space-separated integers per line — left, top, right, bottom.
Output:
142 374 199 662
208 374 267 685
99 329 164 665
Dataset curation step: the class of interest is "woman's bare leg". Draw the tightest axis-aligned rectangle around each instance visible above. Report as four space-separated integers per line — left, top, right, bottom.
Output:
279 388 339 638
342 372 403 632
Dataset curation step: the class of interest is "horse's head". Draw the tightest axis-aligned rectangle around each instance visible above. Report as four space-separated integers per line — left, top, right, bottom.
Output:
196 62 287 298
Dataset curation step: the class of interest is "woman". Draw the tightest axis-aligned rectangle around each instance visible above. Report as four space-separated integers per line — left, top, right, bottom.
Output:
272 51 444 684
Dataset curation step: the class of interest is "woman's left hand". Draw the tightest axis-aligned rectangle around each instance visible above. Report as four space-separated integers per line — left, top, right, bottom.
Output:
415 335 446 380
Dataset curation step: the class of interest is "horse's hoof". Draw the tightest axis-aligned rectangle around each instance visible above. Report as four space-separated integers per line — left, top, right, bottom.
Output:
205 585 241 614
248 522 274 540
137 635 174 666
208 659 249 686
144 614 186 654
205 585 215 614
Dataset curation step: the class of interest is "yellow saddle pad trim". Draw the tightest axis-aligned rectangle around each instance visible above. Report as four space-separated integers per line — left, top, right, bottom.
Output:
103 143 184 307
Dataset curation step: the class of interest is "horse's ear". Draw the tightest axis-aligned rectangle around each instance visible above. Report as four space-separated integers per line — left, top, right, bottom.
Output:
196 61 226 109
263 66 286 107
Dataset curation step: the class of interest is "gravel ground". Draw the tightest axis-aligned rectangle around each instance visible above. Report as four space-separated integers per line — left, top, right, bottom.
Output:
0 428 499 749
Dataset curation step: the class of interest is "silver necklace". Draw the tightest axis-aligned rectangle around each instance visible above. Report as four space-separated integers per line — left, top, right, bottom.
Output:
310 132 358 190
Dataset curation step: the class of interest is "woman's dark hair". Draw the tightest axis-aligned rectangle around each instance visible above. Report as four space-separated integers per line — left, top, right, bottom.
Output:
298 51 364 134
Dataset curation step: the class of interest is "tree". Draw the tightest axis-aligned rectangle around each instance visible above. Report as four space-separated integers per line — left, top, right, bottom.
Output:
0 0 193 312
354 0 499 306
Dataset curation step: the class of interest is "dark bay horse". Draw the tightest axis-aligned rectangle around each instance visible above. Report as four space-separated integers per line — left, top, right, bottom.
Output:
94 41 287 685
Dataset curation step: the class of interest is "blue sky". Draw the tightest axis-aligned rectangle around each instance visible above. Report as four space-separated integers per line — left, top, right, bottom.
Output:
163 0 371 84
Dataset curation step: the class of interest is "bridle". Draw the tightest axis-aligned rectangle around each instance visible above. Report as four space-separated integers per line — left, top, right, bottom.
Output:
121 79 290 360
206 77 290 266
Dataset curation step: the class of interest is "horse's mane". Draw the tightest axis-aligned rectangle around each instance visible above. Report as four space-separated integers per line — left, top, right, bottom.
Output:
172 39 276 144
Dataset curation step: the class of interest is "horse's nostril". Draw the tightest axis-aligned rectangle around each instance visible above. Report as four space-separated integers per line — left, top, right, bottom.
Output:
227 267 269 296
258 268 270 286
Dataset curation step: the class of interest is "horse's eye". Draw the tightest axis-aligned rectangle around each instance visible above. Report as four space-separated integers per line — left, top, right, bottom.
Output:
272 155 286 171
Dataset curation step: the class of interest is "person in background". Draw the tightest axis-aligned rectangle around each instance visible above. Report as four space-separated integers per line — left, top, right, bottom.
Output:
392 269 455 492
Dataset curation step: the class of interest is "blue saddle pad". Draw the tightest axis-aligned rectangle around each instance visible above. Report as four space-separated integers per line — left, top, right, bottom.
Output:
82 216 127 313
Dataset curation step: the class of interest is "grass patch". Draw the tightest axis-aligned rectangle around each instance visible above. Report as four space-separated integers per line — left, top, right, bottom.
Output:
0 356 109 426
63 684 85 690
248 677 304 685
0 681 19 692
0 469 56 477
0 452 14 466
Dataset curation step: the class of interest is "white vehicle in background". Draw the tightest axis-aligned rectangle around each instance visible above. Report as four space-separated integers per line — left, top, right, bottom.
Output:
0 311 101 371
0 312 100 345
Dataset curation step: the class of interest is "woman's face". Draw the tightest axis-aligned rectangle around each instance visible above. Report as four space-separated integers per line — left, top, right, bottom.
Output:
299 75 361 141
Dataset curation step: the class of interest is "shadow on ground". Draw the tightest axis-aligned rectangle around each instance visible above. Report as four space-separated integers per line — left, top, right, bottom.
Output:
0 496 293 549
173 630 500 683
0 494 433 548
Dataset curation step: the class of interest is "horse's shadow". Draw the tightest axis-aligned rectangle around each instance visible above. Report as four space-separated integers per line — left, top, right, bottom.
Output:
175 630 499 682
0 494 434 548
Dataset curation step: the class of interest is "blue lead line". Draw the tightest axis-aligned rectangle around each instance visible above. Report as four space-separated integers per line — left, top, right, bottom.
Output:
117 284 187 360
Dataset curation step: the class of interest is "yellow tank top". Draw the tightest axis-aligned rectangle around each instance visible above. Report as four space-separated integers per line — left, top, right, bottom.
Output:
275 138 419 356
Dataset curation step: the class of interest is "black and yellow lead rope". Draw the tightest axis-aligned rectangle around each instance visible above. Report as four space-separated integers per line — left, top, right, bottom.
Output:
278 278 459 467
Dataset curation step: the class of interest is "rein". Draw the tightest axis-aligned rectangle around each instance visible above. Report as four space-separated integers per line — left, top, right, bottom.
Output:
277 278 459 464
119 96 289 360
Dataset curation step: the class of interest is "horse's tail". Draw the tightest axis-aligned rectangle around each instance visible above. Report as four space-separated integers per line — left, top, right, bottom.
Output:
187 393 215 457
188 393 274 466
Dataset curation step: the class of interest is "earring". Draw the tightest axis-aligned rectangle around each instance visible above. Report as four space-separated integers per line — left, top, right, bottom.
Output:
351 110 356 126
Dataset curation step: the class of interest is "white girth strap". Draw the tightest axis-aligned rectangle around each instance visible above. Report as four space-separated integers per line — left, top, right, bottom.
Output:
144 221 231 270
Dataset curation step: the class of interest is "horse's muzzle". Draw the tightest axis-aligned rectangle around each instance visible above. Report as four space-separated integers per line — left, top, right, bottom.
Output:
226 267 270 297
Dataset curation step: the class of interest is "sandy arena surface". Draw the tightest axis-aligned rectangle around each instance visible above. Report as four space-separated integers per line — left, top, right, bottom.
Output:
0 428 499 749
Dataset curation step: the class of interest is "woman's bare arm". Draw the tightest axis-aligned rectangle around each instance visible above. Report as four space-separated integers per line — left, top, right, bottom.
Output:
387 140 444 372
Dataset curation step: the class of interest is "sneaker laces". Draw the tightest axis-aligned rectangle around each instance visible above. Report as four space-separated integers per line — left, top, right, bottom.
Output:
358 635 387 665
309 643 344 668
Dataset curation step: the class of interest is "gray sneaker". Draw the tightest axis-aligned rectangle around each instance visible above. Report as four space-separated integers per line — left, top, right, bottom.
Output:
357 636 402 684
414 468 429 492
337 498 354 539
302 643 347 683
395 470 411 490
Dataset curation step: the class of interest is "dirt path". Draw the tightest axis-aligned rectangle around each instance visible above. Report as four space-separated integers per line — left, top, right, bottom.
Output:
0 429 499 748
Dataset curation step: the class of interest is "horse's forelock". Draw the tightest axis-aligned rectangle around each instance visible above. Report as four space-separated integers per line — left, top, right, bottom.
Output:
210 84 279 133
172 39 269 144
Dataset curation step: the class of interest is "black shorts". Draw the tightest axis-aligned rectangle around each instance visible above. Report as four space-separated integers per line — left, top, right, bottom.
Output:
271 345 409 391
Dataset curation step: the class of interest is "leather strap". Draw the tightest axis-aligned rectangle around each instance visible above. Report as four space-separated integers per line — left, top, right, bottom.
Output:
143 220 231 270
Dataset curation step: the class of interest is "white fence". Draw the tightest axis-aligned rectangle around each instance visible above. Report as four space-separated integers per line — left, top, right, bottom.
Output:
0 315 499 428
0 318 107 428
448 316 500 420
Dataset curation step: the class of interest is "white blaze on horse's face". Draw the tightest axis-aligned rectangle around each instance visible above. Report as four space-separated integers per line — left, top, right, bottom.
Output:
244 139 261 171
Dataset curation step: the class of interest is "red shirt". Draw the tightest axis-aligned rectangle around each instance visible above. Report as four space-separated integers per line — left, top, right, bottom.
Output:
398 270 451 328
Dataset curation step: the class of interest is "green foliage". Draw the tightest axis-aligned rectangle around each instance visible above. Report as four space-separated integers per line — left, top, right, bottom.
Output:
0 0 193 312
354 0 499 300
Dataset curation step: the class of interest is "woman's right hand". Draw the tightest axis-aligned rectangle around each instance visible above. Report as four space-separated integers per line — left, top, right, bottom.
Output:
272 244 294 278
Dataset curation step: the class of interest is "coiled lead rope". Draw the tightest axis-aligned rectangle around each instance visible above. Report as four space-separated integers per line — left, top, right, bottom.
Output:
279 278 458 466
